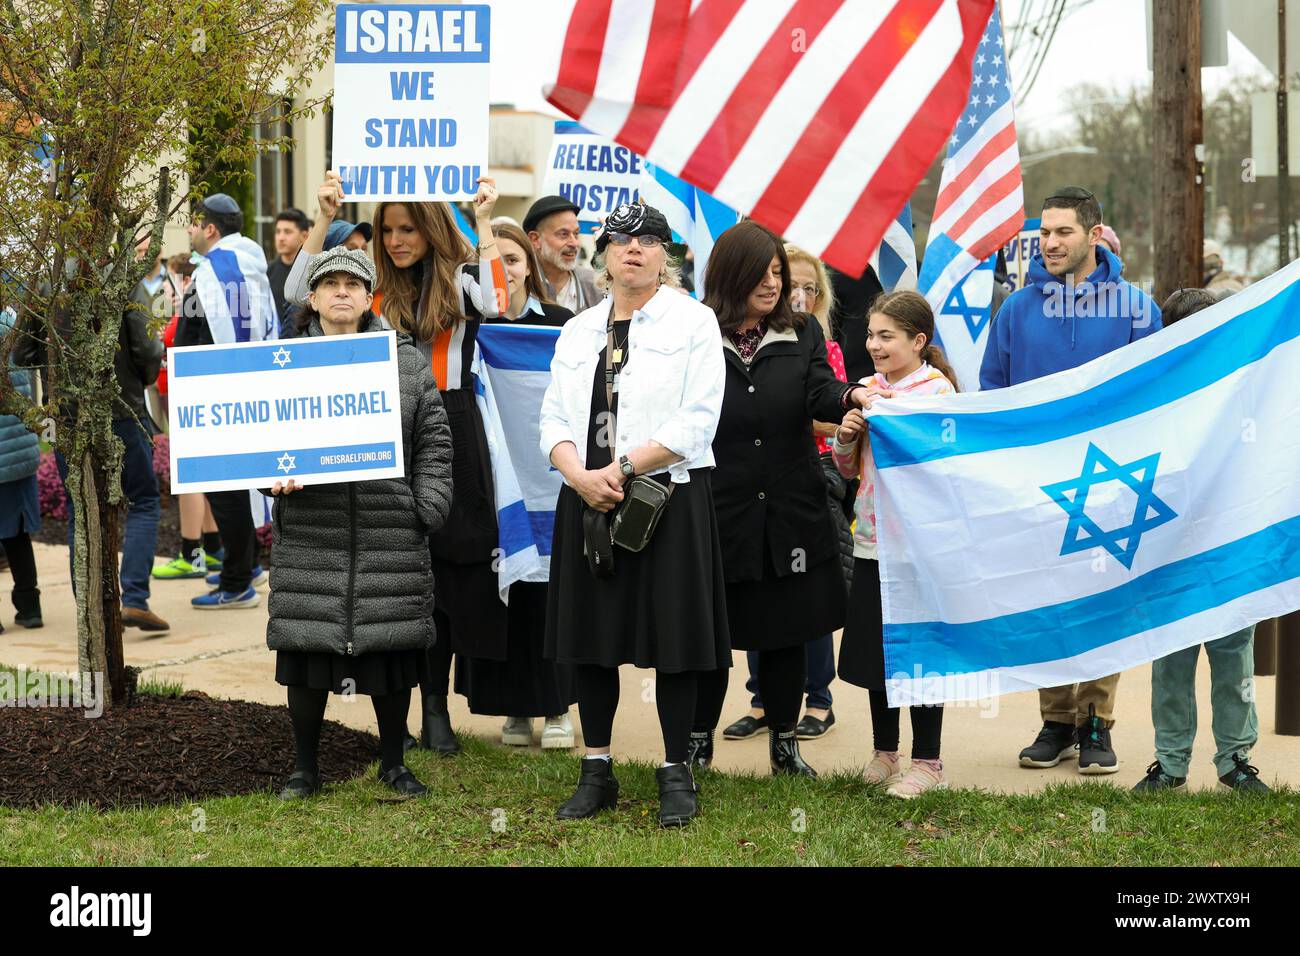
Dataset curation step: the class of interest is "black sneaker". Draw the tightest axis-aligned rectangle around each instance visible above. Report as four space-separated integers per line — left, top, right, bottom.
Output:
1218 754 1271 793
1018 720 1078 768
1078 705 1119 775
1133 760 1186 792
795 708 836 739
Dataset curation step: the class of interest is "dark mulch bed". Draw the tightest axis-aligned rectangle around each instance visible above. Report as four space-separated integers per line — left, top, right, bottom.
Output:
0 691 380 809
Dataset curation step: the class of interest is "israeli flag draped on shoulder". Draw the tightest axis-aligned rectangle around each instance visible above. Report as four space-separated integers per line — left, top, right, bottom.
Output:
638 161 738 300
871 262 1300 707
473 322 565 601
193 233 278 344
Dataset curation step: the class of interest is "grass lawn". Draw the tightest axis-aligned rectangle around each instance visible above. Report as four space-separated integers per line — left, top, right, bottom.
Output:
3 734 1297 867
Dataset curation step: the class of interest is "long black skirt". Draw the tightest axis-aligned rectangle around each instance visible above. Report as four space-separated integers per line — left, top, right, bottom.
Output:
837 557 886 691
275 649 425 696
545 469 732 674
431 558 508 661
725 552 846 652
454 581 577 716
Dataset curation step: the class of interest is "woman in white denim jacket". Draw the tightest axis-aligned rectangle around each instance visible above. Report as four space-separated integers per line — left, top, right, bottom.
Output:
539 202 730 829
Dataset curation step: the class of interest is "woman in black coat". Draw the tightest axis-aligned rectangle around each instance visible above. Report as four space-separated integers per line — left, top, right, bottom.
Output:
693 221 871 776
268 248 453 800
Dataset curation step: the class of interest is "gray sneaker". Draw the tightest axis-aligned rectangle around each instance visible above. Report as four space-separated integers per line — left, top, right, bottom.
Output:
501 716 533 747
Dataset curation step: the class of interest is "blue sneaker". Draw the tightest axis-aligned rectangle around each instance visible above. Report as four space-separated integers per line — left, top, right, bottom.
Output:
206 566 268 589
191 586 261 610
205 548 225 571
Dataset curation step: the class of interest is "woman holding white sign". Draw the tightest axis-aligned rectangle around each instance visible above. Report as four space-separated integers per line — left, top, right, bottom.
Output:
269 248 453 800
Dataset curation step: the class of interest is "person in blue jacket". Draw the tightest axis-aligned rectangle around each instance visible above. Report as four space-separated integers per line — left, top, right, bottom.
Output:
979 185 1161 777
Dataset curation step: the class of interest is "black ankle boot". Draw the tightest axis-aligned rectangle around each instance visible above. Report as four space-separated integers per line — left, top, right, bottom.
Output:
770 727 818 778
556 758 619 819
13 588 42 629
420 694 460 755
656 764 697 828
686 730 714 771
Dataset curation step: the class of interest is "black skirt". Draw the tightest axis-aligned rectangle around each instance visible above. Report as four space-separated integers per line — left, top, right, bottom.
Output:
454 582 577 717
431 557 508 661
275 649 425 696
837 557 886 690
545 470 732 673
725 551 846 652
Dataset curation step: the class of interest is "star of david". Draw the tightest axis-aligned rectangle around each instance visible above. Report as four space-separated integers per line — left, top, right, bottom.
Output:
276 452 297 474
942 281 990 342
1040 443 1178 570
272 347 292 368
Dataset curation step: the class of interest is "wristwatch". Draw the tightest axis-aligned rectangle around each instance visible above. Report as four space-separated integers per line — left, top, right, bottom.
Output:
618 455 635 480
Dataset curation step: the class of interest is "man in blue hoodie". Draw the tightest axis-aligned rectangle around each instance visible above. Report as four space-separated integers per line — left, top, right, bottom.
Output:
979 186 1161 776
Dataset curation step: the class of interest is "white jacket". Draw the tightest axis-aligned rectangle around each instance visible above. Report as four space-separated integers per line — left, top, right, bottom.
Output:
539 286 724 484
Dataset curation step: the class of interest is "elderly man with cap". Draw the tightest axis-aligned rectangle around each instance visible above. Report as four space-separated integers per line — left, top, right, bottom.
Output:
269 246 453 800
178 192 279 610
539 201 729 827
524 195 601 314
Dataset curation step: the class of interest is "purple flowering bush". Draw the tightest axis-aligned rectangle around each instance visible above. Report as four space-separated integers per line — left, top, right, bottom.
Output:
37 451 68 519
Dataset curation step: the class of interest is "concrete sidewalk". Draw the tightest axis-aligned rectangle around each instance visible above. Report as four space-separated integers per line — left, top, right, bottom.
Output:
5 542 1298 794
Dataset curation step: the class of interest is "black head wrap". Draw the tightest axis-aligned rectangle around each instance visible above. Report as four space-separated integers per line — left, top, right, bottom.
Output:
595 201 673 254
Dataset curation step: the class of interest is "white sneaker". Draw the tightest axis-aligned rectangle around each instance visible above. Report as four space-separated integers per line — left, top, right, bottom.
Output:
501 716 534 747
541 713 575 749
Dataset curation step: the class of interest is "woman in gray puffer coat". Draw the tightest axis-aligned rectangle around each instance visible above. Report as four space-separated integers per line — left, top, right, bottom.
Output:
267 249 453 800
0 306 43 634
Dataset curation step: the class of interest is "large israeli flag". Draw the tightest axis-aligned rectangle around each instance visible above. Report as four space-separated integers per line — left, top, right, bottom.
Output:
639 161 739 299
473 323 565 601
870 261 1300 707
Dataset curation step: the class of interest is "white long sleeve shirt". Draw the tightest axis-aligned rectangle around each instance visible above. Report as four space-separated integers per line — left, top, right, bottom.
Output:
539 286 724 484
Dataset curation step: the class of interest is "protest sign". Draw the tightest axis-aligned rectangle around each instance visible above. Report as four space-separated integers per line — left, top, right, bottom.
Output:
332 3 490 201
167 332 405 494
540 121 641 234
1003 217 1040 293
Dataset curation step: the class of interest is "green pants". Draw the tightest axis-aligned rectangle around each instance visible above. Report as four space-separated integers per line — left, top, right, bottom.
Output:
1150 626 1258 778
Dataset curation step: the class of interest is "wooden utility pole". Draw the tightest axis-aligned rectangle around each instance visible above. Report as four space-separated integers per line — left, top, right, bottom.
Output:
1279 1 1291 265
1151 1 1203 304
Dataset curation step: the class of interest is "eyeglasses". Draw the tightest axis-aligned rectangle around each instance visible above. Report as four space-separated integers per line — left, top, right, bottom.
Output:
795 284 820 299
606 232 664 248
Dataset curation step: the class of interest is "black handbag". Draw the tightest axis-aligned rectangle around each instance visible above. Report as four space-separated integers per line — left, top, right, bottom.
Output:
582 507 615 578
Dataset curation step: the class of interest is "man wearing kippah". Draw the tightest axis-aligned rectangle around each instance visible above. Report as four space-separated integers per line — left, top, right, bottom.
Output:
979 186 1162 776
180 193 278 610
524 195 600 313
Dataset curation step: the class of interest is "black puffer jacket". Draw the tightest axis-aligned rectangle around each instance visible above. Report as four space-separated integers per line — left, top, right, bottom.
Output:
265 314 453 656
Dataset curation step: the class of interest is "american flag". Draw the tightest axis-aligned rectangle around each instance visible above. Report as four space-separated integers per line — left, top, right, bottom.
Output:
918 2 1023 314
544 0 996 278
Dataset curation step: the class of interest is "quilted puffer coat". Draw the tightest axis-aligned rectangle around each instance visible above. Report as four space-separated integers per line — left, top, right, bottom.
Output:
265 313 453 656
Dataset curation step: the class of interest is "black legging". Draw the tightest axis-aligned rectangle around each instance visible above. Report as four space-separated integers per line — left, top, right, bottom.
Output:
420 613 454 700
868 689 943 760
576 665 698 763
694 645 807 732
287 686 413 775
1 533 38 594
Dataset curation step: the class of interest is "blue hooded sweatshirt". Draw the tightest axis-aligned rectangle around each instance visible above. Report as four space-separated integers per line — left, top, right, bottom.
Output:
978 245 1161 390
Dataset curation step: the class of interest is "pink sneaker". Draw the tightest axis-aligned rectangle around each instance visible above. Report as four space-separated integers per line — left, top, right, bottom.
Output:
863 750 902 785
886 758 948 799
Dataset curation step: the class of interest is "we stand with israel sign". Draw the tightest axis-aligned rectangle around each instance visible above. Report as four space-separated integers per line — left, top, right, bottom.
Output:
332 4 489 201
167 333 405 494
870 260 1300 707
